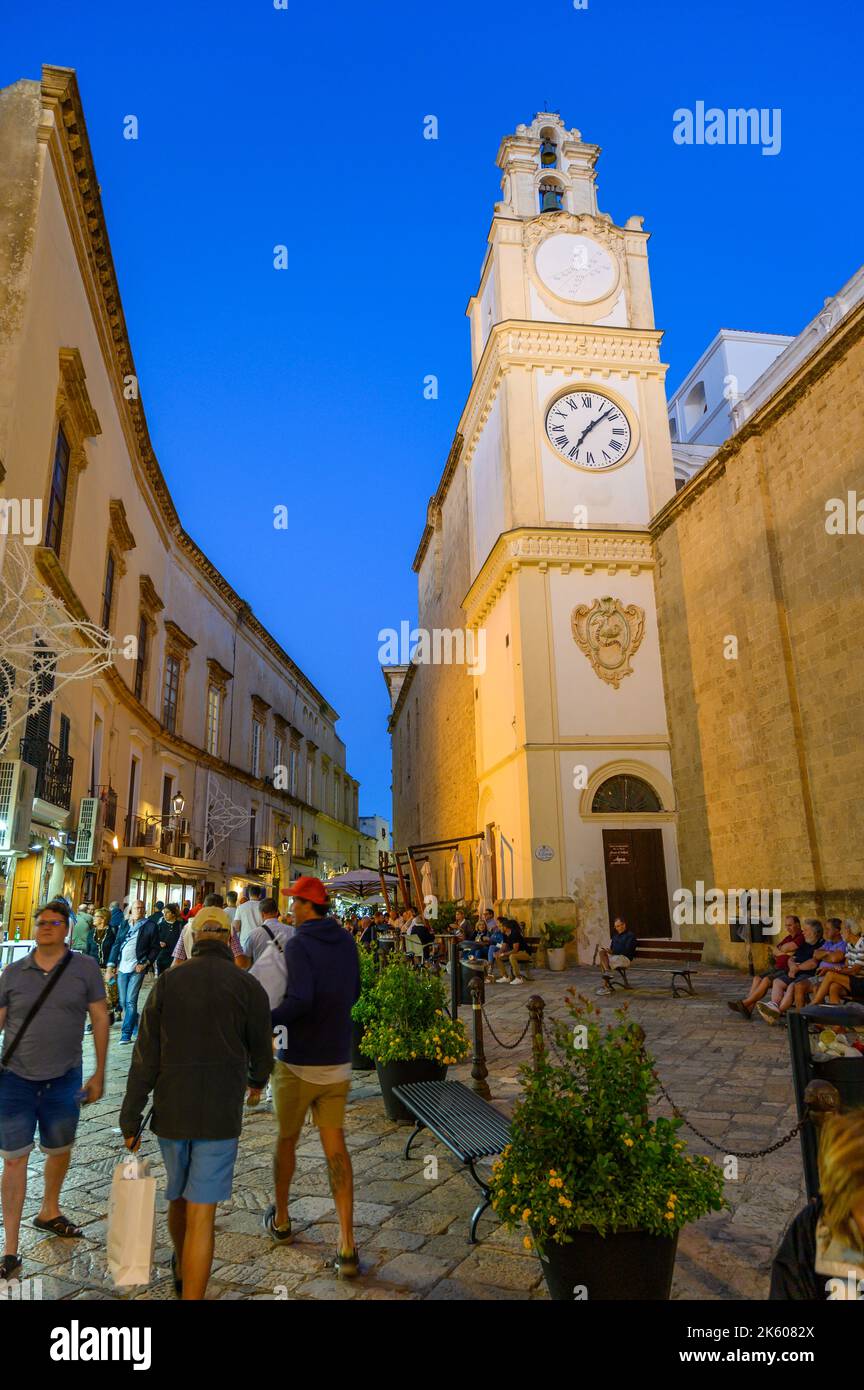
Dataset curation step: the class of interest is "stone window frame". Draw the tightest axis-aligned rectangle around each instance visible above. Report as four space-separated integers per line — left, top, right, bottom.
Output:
579 760 676 823
205 658 232 759
134 575 164 708
306 741 318 807
43 349 102 573
250 694 271 779
99 498 136 634
161 619 197 738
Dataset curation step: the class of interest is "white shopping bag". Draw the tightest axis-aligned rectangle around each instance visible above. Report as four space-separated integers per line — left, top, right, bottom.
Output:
106 1154 156 1287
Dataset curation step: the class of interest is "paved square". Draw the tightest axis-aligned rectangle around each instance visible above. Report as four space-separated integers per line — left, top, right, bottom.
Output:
8 965 804 1300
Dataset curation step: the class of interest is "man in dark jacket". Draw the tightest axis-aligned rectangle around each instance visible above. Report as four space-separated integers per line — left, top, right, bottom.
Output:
265 877 361 1277
120 906 272 1300
136 902 165 972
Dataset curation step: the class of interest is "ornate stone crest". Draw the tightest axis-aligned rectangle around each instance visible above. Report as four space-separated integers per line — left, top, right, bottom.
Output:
571 595 645 688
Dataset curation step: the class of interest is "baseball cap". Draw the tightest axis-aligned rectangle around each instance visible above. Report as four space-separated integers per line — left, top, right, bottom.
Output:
191 906 231 934
285 876 329 906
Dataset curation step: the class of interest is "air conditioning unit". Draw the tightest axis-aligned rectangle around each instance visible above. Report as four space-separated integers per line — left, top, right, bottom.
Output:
0 760 38 853
69 797 102 865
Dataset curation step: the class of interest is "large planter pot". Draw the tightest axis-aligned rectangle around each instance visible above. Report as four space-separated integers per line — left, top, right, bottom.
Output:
547 946 567 972
376 1058 447 1122
351 1018 374 1071
535 1226 679 1301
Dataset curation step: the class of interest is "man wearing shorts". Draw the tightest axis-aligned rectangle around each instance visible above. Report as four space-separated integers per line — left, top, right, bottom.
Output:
120 906 272 1299
266 876 361 1278
0 900 109 1282
596 917 638 992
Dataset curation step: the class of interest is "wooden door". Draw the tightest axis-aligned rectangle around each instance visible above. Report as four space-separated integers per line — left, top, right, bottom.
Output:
602 829 671 938
10 853 40 938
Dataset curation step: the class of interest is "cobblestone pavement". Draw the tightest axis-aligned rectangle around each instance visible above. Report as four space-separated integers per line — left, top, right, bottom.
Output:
7 964 805 1301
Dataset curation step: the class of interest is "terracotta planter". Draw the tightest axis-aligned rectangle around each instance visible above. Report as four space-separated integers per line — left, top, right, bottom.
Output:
546 946 567 972
535 1226 679 1301
376 1058 447 1122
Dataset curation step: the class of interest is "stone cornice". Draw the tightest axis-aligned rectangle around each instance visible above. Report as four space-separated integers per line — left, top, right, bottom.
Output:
251 694 272 720
386 657 418 733
206 657 233 688
57 347 101 444
108 497 136 554
412 434 463 572
163 619 197 654
651 293 864 540
37 65 338 725
463 526 655 626
139 573 164 615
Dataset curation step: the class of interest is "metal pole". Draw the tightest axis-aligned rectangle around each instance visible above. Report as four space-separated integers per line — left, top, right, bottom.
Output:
449 933 459 1019
528 994 545 1072
468 973 491 1100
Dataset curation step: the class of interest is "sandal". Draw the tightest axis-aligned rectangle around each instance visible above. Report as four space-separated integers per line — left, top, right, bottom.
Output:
33 1214 83 1238
1 1254 22 1280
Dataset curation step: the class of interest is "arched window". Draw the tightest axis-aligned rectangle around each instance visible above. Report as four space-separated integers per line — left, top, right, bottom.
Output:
539 129 558 168
683 381 708 434
592 774 662 813
539 180 564 213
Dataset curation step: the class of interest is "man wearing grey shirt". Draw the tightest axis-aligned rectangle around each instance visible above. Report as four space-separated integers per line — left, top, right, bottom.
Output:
0 900 109 1282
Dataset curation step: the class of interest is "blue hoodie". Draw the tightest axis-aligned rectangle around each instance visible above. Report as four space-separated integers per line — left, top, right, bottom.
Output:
271 916 360 1066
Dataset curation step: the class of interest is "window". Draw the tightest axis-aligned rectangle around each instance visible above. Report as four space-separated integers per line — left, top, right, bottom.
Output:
251 720 262 777
134 614 149 702
274 734 284 773
591 775 662 814
100 550 116 631
289 746 297 795
206 685 222 756
162 654 181 734
306 761 313 804
45 424 70 554
58 714 71 758
683 381 708 434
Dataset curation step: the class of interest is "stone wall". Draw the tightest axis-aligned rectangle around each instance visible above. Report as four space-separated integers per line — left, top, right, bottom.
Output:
652 304 864 965
390 448 478 874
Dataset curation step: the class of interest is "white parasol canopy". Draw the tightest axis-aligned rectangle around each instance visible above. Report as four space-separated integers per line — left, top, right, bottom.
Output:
320 868 398 899
420 859 434 903
476 838 494 916
450 848 466 902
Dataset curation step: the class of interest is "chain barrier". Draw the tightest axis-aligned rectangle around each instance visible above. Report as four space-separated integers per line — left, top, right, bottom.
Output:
651 1070 803 1159
536 1013 802 1161
481 1006 532 1052
541 1017 571 1065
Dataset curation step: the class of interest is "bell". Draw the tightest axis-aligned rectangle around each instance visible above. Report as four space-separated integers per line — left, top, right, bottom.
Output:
540 138 557 167
540 188 561 213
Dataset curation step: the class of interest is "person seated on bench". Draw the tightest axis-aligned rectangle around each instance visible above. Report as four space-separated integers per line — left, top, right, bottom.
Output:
757 919 824 1024
810 920 864 1006
596 918 637 991
493 918 531 985
727 915 804 1019
455 914 486 963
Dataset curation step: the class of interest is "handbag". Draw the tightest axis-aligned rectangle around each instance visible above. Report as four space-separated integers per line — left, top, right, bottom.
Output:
0 950 75 1071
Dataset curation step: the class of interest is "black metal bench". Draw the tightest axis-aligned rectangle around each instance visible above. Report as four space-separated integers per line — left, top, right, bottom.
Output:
601 939 704 998
392 1080 511 1242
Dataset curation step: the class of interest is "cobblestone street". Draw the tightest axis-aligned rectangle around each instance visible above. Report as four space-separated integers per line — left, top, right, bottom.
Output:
10 964 804 1302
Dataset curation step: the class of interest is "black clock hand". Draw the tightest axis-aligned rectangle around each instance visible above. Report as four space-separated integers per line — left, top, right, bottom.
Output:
574 406 615 450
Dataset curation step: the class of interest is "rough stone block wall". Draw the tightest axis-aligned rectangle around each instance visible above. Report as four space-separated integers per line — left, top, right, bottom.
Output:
653 317 864 964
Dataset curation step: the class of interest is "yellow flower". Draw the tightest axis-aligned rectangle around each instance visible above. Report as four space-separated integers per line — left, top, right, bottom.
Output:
558 1195 571 1207
522 1208 531 1221
623 1137 634 1148
667 1193 677 1204
549 1169 557 1176
549 1216 557 1225
510 1204 518 1214
664 1212 675 1221
523 1236 533 1250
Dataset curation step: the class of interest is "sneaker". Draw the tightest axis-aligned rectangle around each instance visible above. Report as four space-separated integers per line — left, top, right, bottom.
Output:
726 1001 752 1018
509 976 525 985
118 1039 133 1046
262 1204 293 1243
756 1002 782 1026
333 1247 359 1279
495 976 510 984
595 986 611 996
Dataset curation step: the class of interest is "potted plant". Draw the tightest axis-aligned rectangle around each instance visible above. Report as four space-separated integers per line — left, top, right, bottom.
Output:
350 943 378 1071
542 921 575 971
356 954 470 1121
489 993 725 1300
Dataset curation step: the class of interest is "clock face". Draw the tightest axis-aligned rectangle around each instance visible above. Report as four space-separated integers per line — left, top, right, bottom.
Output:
535 233 617 303
545 390 633 470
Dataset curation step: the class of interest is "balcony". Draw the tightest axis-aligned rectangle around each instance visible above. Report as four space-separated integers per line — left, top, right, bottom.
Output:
125 814 194 857
91 784 118 832
19 737 74 811
246 846 273 875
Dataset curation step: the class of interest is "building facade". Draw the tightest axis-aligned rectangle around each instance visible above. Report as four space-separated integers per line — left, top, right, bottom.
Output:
389 111 863 965
0 66 364 936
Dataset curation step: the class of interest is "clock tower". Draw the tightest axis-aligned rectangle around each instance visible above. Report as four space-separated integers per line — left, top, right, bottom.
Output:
462 112 680 951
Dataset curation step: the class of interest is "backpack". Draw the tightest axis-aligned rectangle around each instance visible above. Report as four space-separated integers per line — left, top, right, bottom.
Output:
248 924 288 1009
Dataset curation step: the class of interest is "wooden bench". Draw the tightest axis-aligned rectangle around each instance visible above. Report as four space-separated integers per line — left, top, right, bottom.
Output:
392 1079 511 1242
601 939 704 998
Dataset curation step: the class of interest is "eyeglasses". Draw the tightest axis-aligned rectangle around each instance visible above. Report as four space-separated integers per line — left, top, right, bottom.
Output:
35 917 66 928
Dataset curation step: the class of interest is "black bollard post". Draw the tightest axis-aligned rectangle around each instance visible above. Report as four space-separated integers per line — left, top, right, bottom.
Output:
528 994 545 1073
449 934 459 1018
468 973 491 1100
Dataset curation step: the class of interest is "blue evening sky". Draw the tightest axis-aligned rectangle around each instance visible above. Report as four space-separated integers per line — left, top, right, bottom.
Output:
3 0 861 819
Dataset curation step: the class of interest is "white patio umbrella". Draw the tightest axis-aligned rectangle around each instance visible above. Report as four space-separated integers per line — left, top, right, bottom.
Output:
421 859 434 903
476 839 494 916
450 847 466 902
321 868 398 899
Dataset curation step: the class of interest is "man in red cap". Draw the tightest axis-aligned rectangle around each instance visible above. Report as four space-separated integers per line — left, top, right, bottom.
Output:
264 877 361 1278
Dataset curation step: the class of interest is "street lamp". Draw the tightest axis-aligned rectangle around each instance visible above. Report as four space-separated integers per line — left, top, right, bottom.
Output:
280 837 290 853
172 792 186 815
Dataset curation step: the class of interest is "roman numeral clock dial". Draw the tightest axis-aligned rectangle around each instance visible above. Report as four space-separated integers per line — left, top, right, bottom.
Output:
545 391 633 470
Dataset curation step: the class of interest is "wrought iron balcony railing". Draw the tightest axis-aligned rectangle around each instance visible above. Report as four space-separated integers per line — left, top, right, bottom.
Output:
19 737 74 811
